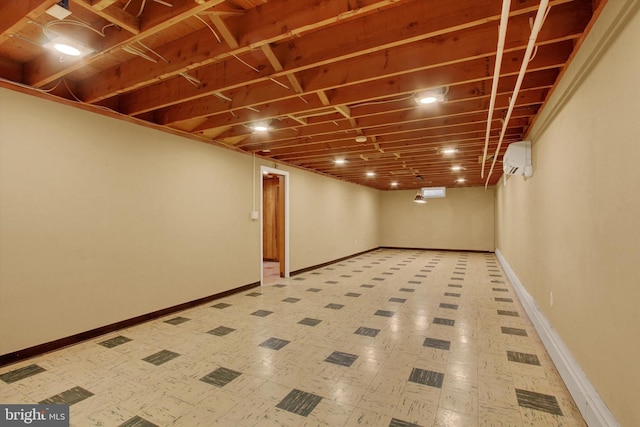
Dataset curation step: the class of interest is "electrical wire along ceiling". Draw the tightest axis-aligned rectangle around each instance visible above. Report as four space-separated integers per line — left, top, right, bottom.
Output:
0 0 603 189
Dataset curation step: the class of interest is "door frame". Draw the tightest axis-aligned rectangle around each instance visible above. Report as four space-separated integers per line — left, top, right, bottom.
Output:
260 166 290 285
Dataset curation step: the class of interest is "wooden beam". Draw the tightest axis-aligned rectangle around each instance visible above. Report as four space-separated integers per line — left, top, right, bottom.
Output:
260 44 281 70
73 0 404 102
210 14 238 48
0 0 58 44
71 0 140 34
181 41 570 130
285 74 304 93
91 0 118 10
316 91 330 106
249 115 532 155
125 1 587 119
198 3 245 16
260 44 304 94
335 105 351 119
23 0 227 87
287 115 307 126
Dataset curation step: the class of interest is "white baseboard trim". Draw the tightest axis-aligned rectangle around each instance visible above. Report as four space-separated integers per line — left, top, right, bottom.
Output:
495 248 619 427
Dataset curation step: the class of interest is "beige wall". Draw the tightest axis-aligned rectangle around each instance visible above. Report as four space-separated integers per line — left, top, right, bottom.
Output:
495 2 640 425
379 187 495 251
284 168 380 271
0 88 380 355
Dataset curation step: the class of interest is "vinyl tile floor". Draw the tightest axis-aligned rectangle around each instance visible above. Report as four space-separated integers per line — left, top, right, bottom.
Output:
0 249 586 426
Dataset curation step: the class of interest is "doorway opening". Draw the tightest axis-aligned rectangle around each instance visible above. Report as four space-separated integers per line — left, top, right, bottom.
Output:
260 166 289 285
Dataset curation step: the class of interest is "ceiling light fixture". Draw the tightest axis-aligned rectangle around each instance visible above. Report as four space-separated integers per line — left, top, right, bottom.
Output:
451 165 463 171
442 148 457 155
355 135 368 143
43 36 93 57
366 171 375 177
390 182 398 187
54 43 81 56
413 191 427 204
248 120 271 132
334 158 346 165
456 178 466 184
415 87 447 105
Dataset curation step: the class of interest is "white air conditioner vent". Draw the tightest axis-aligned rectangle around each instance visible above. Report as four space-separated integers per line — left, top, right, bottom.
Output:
503 141 532 177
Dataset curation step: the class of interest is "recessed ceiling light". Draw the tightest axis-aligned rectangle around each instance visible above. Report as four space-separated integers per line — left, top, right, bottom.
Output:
366 171 375 177
54 43 81 56
43 36 93 57
418 95 438 104
390 182 398 187
451 165 463 171
442 148 457 154
415 88 447 105
334 158 346 165
261 149 271 153
355 135 368 143
456 178 466 183
249 120 271 132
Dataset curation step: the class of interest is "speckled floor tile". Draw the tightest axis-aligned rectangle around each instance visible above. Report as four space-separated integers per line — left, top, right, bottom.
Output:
0 249 585 426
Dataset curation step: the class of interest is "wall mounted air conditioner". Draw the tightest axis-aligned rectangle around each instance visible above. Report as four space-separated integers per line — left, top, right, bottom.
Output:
503 141 532 177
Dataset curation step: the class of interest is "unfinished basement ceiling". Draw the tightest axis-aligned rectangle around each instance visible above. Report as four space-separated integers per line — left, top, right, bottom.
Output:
0 0 603 189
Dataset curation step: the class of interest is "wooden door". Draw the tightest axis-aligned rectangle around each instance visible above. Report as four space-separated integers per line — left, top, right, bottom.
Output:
276 175 285 277
262 175 279 261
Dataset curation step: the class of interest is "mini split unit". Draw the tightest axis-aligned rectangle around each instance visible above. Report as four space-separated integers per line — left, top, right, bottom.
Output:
503 141 533 177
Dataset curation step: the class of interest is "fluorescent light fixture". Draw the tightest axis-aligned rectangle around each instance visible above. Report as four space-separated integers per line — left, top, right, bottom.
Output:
334 158 346 165
442 148 457 154
366 171 375 177
44 36 93 57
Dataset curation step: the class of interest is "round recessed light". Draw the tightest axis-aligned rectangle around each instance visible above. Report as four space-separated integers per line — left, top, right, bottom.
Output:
418 96 438 104
390 182 398 187
442 148 457 154
355 135 367 143
334 158 346 165
253 125 269 132
366 171 375 177
456 178 466 183
54 43 81 56
451 165 463 171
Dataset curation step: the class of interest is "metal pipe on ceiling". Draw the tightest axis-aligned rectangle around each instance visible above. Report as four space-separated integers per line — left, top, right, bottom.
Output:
485 0 550 188
481 0 511 179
